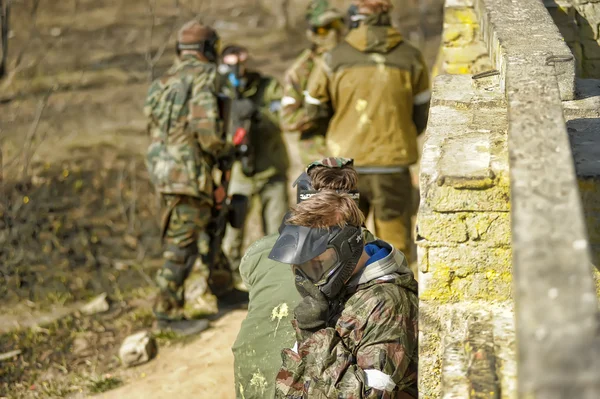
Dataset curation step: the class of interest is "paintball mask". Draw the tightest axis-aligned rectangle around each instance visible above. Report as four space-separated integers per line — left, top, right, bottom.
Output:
221 50 248 89
269 224 364 299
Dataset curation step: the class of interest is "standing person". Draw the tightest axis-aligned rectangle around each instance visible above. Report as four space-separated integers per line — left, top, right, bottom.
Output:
280 0 345 166
304 0 431 262
144 20 232 334
270 190 419 398
231 157 368 399
218 45 290 283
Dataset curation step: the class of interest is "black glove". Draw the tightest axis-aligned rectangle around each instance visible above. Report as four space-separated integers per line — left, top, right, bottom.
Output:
294 277 329 337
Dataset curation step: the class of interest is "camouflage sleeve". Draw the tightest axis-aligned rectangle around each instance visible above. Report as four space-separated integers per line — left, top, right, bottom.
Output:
189 66 231 157
280 61 313 134
412 51 431 135
143 79 163 120
275 289 417 398
304 58 333 130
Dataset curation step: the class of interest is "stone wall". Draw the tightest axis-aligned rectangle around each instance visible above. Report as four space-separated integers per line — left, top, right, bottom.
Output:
544 0 600 78
438 0 491 74
417 72 515 398
421 0 600 397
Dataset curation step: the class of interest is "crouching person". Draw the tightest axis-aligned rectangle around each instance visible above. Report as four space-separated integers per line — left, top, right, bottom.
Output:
270 191 419 398
232 157 363 399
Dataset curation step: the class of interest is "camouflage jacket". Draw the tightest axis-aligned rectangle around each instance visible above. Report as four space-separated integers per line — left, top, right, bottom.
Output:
281 49 330 138
144 55 230 200
220 71 289 179
275 240 419 398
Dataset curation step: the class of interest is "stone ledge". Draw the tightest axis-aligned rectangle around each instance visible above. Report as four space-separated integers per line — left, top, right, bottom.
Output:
476 0 576 100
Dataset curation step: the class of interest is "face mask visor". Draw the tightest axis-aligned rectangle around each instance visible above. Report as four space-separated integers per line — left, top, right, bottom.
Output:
292 247 340 286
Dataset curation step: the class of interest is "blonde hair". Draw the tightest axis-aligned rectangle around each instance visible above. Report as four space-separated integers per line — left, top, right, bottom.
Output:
308 166 358 191
286 191 365 228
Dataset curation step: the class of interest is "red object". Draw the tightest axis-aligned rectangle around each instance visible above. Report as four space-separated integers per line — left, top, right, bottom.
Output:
233 127 247 146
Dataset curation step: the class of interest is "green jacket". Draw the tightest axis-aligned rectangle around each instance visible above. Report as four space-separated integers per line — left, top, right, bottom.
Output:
221 72 289 180
232 229 378 399
144 55 229 200
232 234 302 399
306 13 430 169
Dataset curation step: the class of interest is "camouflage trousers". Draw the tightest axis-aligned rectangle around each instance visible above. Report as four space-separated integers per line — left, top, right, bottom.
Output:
298 134 327 167
223 163 289 272
154 194 232 321
358 171 414 261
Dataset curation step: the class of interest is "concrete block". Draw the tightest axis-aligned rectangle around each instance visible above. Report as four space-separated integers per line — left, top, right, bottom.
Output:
119 331 157 367
444 7 478 25
443 23 479 47
438 132 495 189
417 211 510 246
420 245 512 302
442 42 489 64
416 212 469 244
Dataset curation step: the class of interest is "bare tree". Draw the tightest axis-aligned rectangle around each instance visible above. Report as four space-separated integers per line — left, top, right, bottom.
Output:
0 0 9 79
145 0 181 81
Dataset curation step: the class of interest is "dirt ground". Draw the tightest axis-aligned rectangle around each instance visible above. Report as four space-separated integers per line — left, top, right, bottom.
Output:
95 310 246 399
0 1 443 397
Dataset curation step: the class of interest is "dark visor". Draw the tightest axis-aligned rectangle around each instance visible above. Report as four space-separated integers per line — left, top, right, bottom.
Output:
268 224 340 265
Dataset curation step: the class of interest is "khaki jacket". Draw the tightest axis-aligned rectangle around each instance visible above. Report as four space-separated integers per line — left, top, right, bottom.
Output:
306 14 430 168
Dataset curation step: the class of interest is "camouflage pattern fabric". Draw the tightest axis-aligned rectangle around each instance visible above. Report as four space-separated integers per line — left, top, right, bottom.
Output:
274 247 419 398
281 50 332 166
233 228 377 399
307 157 354 172
306 0 344 27
154 194 210 320
144 54 231 200
358 171 414 261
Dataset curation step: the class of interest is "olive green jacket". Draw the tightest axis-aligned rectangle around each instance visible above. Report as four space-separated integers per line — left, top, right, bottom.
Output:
306 13 430 169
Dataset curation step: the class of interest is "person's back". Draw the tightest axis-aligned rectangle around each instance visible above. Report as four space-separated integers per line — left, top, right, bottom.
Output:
232 234 301 399
307 12 429 168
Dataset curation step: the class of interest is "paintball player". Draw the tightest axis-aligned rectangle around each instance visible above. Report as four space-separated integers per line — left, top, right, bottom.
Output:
144 20 233 334
304 0 431 262
218 44 290 280
231 157 367 399
270 190 419 398
280 0 345 165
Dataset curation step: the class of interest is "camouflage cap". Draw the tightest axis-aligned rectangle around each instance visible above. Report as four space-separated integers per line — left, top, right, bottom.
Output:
306 157 354 173
306 0 344 28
